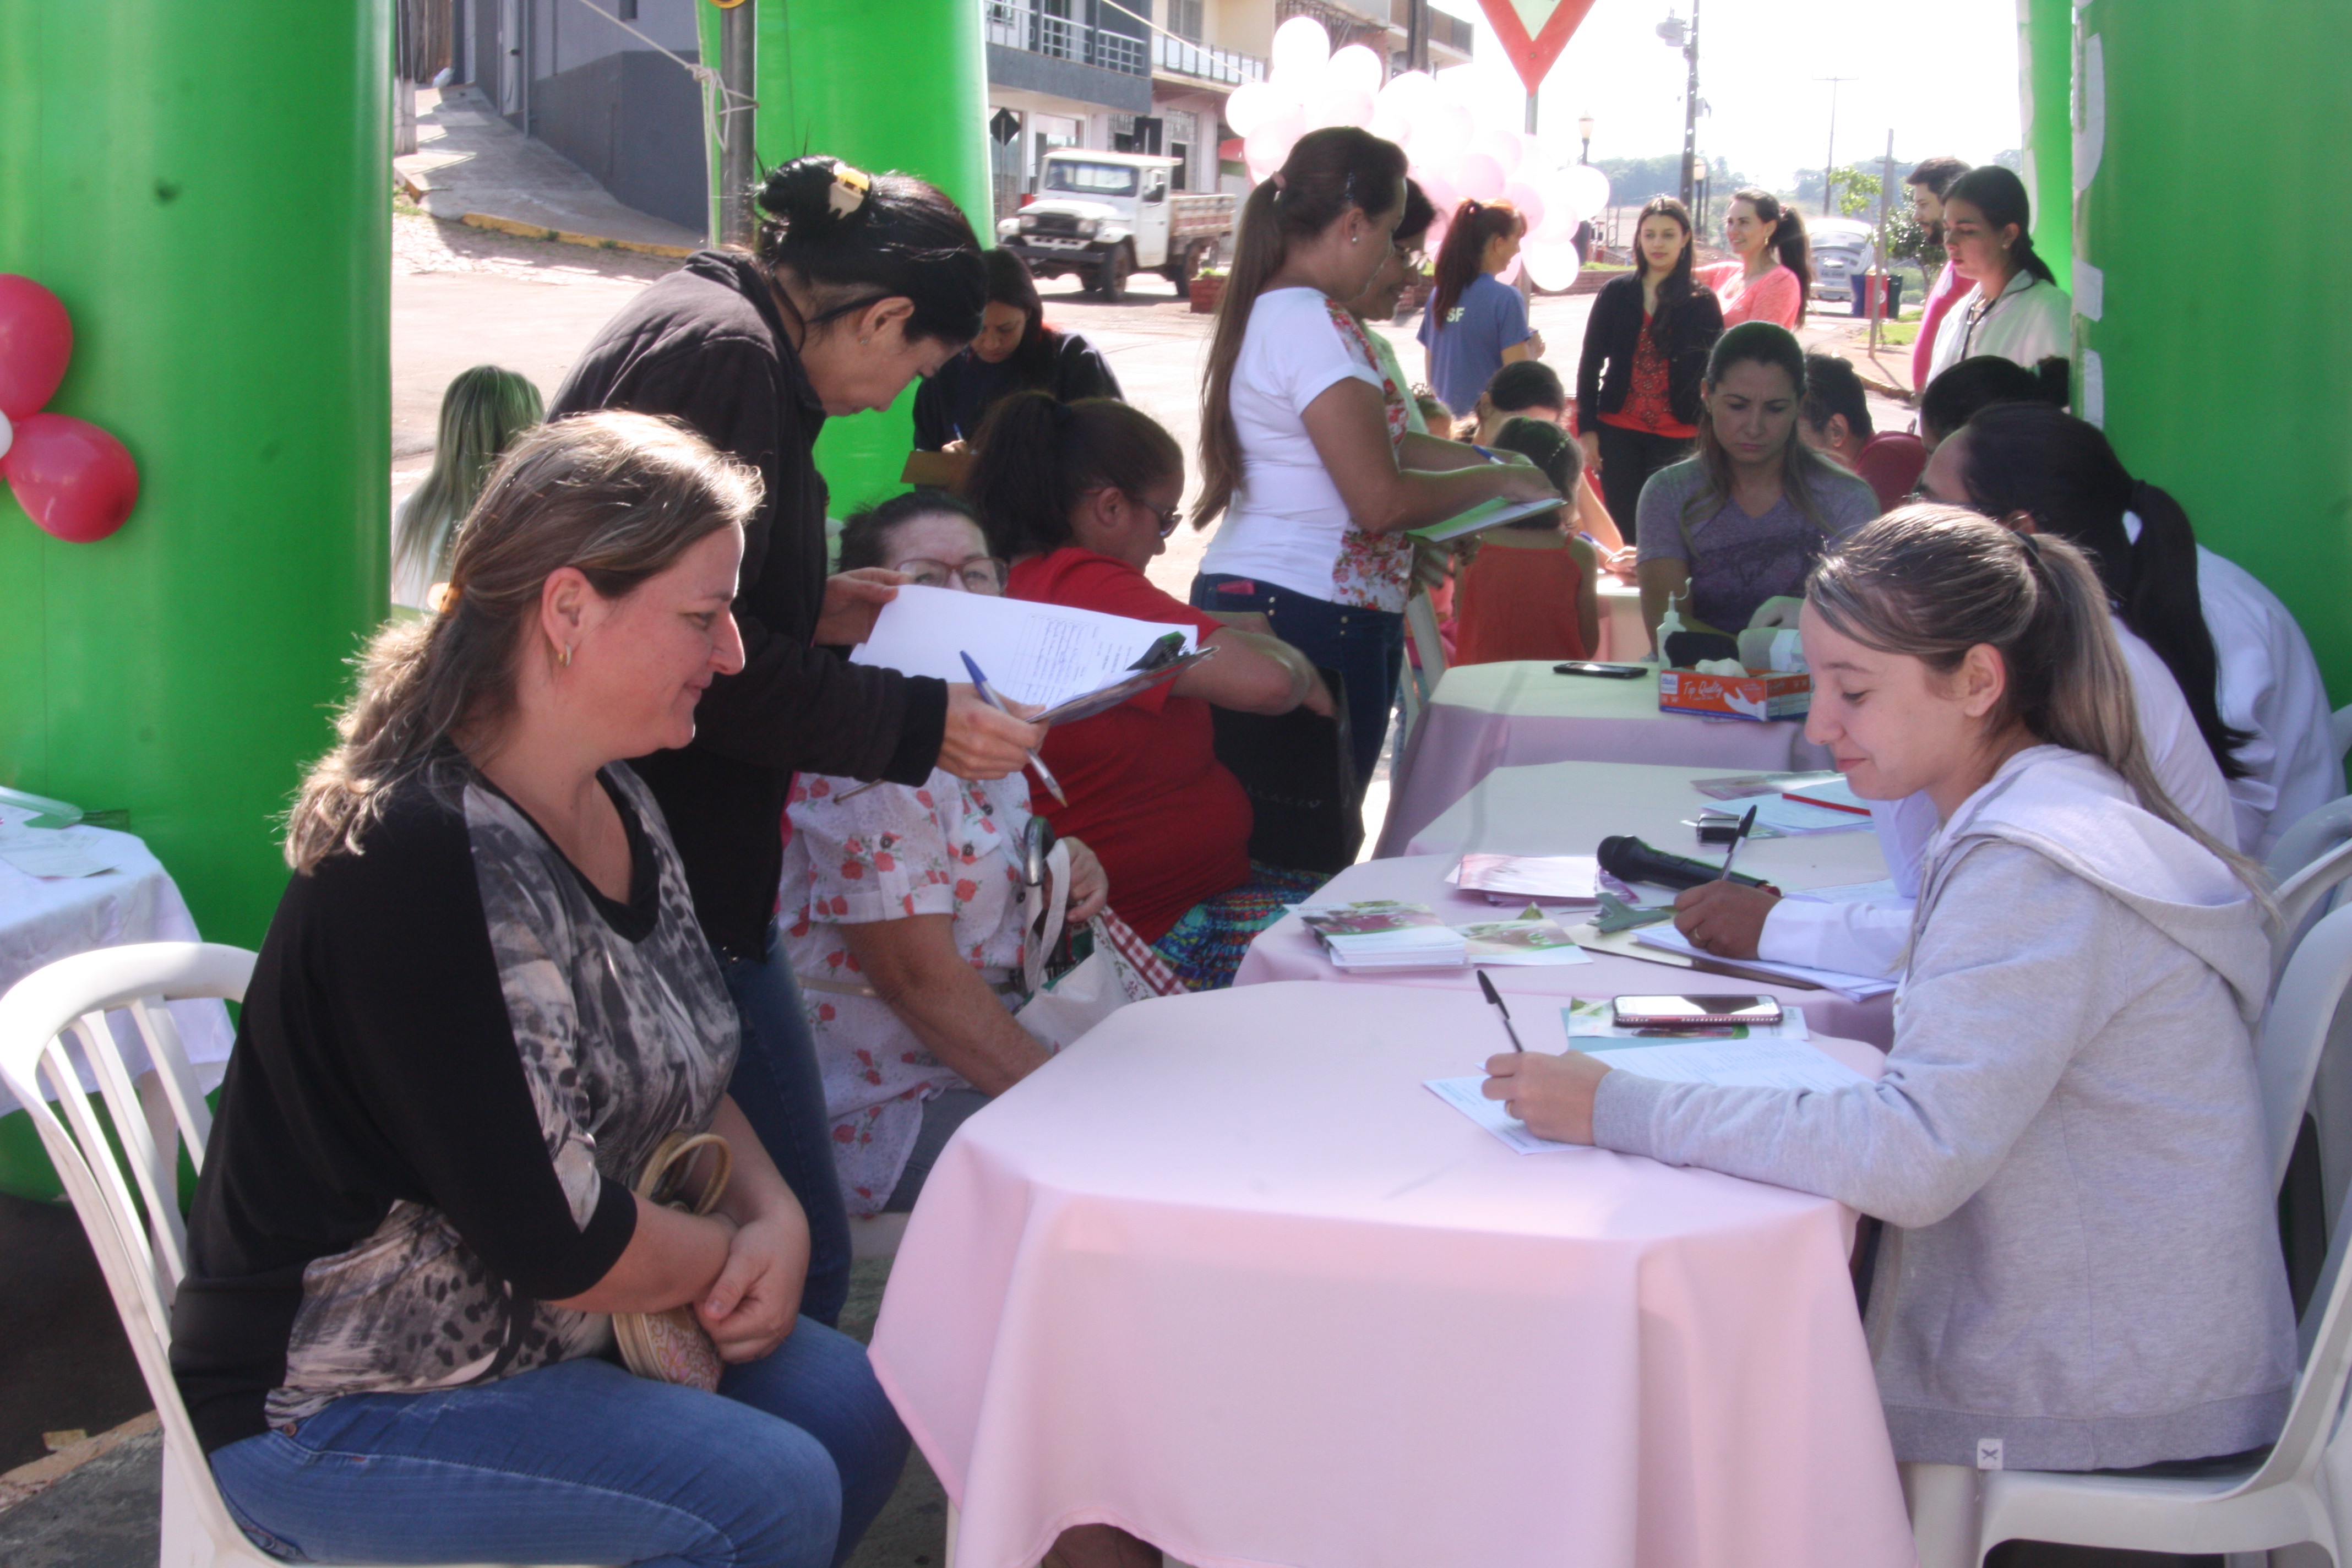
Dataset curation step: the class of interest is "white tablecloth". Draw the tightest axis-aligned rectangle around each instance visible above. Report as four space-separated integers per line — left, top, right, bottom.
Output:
1374 661 1833 858
0 826 236 1116
869 982 1913 1568
1593 577 1647 662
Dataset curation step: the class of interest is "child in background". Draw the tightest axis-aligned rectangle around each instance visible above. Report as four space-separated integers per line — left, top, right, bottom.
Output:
1451 417 1600 665
390 365 543 610
1413 387 1455 440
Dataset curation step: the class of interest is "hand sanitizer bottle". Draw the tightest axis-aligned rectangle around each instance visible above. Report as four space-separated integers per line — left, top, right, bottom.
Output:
1652 591 1686 664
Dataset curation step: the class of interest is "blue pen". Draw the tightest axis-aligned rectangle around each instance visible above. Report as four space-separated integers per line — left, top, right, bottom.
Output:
960 651 1068 808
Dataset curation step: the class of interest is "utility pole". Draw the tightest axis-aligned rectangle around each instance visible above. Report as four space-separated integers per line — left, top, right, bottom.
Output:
1679 1 1701 210
720 0 758 248
1407 0 1430 74
1870 127 1893 350
1815 74 1855 216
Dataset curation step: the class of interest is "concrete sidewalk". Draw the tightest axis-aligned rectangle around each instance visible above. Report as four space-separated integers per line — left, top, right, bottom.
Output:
395 84 703 257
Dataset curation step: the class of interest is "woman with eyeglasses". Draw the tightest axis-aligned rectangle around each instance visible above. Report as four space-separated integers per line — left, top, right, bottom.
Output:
970 391 1336 991
783 490 1110 1224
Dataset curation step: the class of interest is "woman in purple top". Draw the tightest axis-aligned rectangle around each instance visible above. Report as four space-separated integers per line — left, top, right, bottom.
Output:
1417 198 1541 417
1635 322 1877 646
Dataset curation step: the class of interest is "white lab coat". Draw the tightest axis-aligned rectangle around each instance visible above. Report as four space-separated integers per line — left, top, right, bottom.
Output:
1926 269 2072 383
1760 619 2237 976
2190 544 2342 857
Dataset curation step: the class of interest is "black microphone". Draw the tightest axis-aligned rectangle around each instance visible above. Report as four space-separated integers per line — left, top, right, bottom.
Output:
1598 835 1776 893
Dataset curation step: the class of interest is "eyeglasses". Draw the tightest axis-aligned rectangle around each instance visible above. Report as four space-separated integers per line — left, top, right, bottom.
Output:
1128 493 1183 538
896 556 1009 594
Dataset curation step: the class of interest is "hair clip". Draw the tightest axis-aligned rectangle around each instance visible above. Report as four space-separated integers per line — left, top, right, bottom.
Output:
827 164 872 219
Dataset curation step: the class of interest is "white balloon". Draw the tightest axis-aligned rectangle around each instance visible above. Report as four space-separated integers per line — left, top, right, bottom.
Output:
1522 239 1584 292
1325 43 1385 99
1448 151 1507 203
1378 68 1438 111
1269 15 1331 80
1530 171 1582 242
1411 99 1473 171
1223 80 1294 138
1304 85 1376 131
1469 128 1525 181
1369 104 1414 155
1415 167 1459 221
1243 106 1307 176
1434 63 1482 106
1566 164 1611 222
1497 253 1524 288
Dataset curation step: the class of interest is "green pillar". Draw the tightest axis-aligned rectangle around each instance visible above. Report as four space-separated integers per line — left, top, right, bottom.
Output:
2075 0 2352 700
0 14 387 943
2018 0 2071 293
754 0 993 515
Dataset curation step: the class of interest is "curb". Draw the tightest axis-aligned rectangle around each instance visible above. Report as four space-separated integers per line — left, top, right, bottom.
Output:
0 1412 159 1516
396 168 697 260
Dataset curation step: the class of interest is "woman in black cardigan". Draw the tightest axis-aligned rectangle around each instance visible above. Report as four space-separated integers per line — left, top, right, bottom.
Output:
1575 196 1724 541
913 249 1123 450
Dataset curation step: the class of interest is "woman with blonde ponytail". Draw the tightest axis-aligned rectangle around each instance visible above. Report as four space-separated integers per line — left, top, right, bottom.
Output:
177 412 911 1568
1490 505 2295 1497
1190 127 1556 787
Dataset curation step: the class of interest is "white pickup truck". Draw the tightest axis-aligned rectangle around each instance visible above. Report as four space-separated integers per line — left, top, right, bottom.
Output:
995 149 1237 303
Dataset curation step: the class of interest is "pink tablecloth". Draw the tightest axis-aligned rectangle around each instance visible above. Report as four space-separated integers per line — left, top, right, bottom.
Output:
1234 853 1896 1047
1374 661 1834 858
869 982 1913 1568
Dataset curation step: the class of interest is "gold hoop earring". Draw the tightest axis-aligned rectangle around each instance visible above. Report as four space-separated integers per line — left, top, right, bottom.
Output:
559 643 573 668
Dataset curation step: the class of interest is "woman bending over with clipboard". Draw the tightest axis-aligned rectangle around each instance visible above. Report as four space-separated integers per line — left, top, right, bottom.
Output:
1490 507 2295 1508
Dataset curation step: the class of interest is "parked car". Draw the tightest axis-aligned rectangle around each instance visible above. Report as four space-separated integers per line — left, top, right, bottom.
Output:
995 150 1235 303
1807 215 1876 302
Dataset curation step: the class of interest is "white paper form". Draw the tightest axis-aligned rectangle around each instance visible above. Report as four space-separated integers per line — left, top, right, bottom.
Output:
1424 1075 1588 1154
1577 1037 1868 1094
1634 925 1897 1001
850 584 1197 709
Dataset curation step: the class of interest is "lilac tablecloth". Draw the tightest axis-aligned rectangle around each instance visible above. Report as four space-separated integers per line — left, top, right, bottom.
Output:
1374 661 1834 858
870 982 1912 1568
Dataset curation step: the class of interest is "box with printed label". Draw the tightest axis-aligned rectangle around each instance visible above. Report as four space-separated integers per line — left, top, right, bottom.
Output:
1657 666 1811 722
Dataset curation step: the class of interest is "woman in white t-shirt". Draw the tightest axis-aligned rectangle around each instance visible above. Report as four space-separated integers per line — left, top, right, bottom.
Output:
1190 128 1556 785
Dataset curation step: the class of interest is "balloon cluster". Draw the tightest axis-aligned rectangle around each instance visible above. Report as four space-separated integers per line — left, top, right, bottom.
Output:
0 275 140 543
1223 18 1611 293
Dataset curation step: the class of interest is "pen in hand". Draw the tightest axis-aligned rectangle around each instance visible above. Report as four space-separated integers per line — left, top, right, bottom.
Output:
1717 804 1758 883
960 651 1069 808
1477 970 1524 1053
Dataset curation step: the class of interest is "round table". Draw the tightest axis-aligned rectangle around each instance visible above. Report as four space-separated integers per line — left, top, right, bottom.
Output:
0 825 235 1197
869 982 1913 1568
1374 661 1833 859
1593 576 1647 662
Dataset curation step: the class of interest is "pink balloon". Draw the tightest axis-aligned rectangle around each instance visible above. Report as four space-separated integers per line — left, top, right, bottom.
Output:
2 412 138 543
1304 86 1375 131
1502 179 1547 235
1421 214 1449 260
1369 104 1414 155
1566 165 1612 224
1497 253 1524 288
1378 69 1438 111
1448 152 1507 203
1243 107 1306 178
1531 172 1582 242
1469 129 1525 181
1415 167 1459 219
1522 239 1585 293
0 275 73 422
1224 80 1293 138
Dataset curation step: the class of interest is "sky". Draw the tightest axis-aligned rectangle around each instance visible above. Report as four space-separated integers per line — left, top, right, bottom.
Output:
1425 0 2024 198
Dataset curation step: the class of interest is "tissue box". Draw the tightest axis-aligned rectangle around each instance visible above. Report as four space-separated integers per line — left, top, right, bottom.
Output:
1658 666 1811 722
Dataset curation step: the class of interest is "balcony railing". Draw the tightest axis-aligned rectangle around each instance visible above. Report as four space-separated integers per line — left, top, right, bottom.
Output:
984 0 1149 77
1153 32 1267 86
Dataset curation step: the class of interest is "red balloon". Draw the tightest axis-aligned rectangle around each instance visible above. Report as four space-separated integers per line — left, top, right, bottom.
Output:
0 275 74 422
2 413 139 542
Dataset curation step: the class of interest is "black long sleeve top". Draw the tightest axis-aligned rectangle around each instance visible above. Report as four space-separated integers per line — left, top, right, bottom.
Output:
910 328 1124 450
551 252 947 956
1575 273 1725 434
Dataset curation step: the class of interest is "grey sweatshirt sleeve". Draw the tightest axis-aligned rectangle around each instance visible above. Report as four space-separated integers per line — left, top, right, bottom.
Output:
1592 840 2131 1228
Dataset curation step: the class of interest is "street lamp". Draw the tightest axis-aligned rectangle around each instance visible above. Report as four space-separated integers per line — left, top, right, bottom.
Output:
1657 4 1700 210
1577 112 1594 166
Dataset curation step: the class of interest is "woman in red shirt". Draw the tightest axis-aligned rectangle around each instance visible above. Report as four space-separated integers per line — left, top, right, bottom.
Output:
966 391 1336 989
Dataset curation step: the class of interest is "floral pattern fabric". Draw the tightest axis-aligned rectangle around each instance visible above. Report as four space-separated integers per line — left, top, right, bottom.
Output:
780 769 1037 1216
1322 300 1416 613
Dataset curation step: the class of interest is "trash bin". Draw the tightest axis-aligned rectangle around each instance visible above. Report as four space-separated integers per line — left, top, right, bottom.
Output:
1849 273 1905 319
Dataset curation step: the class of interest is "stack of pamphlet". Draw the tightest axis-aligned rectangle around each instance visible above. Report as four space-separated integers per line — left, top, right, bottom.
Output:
1296 901 1468 970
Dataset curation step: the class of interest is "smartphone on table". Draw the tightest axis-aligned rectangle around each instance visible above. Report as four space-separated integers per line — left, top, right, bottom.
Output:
1553 661 1648 679
1611 994 1784 1028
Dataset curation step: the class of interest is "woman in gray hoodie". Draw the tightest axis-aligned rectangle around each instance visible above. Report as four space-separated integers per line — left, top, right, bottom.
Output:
1488 508 2297 1488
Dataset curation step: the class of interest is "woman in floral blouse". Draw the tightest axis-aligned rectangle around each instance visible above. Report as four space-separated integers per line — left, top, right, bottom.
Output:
780 493 1108 1217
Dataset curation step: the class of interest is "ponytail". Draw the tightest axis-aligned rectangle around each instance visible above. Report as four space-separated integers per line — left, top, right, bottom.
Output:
966 391 1183 559
1952 402 2250 779
1807 506 2257 884
1429 198 1523 324
1195 127 1409 528
753 155 987 345
1729 187 1811 323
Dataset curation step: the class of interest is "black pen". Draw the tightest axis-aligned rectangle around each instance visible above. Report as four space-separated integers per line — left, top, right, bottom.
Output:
1718 804 1758 883
1477 970 1523 1053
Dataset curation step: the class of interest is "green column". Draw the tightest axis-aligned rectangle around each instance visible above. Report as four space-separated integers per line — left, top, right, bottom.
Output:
2075 0 2352 699
2019 0 2071 293
0 0 389 1186
754 0 993 515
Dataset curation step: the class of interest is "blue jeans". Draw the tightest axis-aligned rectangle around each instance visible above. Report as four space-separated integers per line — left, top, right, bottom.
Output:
209 1321 908 1567
1190 573 1403 791
720 932 851 1327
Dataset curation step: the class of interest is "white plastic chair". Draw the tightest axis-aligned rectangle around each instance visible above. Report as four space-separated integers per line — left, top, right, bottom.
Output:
2257 905 2352 1194
0 941 603 1568
1403 591 1449 692
2270 837 2352 987
2266 796 2352 887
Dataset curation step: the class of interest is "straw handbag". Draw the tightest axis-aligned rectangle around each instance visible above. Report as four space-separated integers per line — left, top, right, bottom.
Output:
611 1128 732 1391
